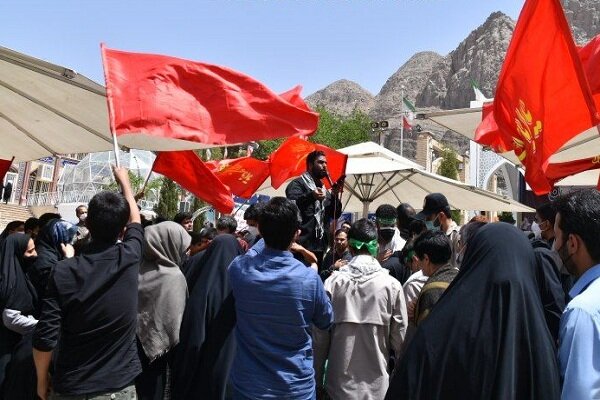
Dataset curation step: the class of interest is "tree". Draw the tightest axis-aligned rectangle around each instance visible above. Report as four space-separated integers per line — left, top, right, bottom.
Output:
251 107 372 159
437 148 459 180
154 177 180 219
437 148 462 223
103 170 161 194
309 107 371 149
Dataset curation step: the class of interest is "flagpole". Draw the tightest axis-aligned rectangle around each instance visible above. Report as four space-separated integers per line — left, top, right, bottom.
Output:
112 132 121 168
400 86 405 157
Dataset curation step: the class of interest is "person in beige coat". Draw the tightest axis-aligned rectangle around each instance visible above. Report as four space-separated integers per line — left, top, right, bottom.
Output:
313 218 408 400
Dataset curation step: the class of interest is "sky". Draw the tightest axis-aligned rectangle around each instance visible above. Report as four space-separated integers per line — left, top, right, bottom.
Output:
1 0 523 97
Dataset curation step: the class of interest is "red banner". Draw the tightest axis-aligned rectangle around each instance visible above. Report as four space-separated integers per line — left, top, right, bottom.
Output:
474 0 600 194
102 46 319 146
206 157 270 199
152 151 234 214
269 137 347 189
0 158 13 185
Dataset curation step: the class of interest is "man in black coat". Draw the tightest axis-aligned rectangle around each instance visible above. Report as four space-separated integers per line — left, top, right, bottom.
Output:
286 150 342 269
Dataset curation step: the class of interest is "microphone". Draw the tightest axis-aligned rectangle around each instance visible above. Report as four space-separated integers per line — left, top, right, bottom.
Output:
323 168 335 188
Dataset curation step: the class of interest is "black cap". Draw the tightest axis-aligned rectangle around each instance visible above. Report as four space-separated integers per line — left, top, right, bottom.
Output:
416 193 449 220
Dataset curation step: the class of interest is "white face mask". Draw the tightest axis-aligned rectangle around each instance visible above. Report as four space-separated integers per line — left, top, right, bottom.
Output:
246 226 259 237
531 221 541 239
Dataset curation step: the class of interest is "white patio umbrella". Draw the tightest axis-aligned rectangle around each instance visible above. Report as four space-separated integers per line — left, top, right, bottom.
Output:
0 45 225 163
423 107 600 185
256 141 533 216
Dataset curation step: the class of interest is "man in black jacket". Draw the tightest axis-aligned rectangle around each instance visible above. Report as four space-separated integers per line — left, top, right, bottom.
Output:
286 151 342 269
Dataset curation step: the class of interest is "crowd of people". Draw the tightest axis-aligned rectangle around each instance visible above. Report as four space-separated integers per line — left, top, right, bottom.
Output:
0 151 599 399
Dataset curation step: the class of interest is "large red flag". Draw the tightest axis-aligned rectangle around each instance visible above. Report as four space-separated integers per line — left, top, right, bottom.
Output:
474 0 600 194
206 157 270 199
152 151 234 214
0 158 13 185
579 34 600 108
269 137 347 189
102 46 319 146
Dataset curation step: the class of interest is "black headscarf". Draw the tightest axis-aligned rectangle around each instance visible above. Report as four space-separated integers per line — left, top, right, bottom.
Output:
0 234 36 312
29 219 77 297
386 223 560 400
171 234 243 400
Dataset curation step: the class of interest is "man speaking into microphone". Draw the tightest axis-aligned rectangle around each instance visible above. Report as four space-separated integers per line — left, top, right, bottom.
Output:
286 150 342 270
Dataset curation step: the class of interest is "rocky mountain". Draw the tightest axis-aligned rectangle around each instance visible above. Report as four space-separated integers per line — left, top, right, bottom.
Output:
417 12 514 110
306 1 599 159
563 0 600 43
305 79 374 117
369 51 444 120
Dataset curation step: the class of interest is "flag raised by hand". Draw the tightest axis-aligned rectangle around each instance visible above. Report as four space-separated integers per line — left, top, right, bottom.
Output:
474 0 600 194
102 46 319 148
152 151 234 214
206 157 270 199
269 137 347 189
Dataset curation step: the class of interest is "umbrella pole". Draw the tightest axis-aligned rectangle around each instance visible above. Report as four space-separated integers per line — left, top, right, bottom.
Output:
362 201 369 219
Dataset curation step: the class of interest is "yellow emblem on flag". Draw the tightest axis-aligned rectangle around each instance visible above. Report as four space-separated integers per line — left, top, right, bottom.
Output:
592 156 600 164
218 163 253 184
512 99 542 162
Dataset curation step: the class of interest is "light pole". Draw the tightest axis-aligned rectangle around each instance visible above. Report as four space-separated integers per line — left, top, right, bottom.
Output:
371 120 389 146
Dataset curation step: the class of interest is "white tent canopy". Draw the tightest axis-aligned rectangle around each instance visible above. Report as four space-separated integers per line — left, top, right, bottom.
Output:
423 107 600 185
0 45 238 162
256 141 533 215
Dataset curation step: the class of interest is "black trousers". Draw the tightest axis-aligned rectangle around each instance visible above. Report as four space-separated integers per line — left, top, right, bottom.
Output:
135 342 169 400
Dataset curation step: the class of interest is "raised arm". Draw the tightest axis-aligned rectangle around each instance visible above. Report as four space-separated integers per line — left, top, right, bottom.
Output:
112 166 141 224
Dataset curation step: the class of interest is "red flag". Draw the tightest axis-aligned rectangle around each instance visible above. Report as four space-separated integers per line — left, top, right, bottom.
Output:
402 116 412 131
279 85 313 112
102 46 319 146
269 137 347 189
0 158 13 184
474 0 600 194
545 155 600 186
579 34 600 108
206 157 270 199
152 151 234 213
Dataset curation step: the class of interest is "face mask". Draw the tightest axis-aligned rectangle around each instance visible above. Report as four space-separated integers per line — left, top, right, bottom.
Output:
531 221 541 239
425 220 440 232
78 213 87 222
246 226 259 237
379 227 395 242
552 240 573 274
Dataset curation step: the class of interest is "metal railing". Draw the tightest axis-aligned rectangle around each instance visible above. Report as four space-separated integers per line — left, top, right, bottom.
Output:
26 190 157 211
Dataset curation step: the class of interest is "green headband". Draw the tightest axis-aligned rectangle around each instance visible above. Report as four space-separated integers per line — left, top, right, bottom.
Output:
348 238 379 257
377 217 396 226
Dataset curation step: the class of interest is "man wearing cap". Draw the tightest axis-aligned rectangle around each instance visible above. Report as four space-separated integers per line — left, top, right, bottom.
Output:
416 193 460 268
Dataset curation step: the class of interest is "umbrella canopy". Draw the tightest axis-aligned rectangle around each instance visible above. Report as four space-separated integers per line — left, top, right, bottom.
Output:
255 141 533 216
0 46 229 162
423 107 600 184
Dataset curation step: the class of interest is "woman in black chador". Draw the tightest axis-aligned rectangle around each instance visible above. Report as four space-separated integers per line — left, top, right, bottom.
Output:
386 223 560 400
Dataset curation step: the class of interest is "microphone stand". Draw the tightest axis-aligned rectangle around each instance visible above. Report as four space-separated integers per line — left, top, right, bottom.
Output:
324 169 345 271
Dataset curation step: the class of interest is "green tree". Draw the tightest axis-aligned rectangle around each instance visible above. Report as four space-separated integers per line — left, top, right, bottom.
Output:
437 148 462 222
251 107 371 159
104 170 161 194
438 148 459 180
154 177 180 219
